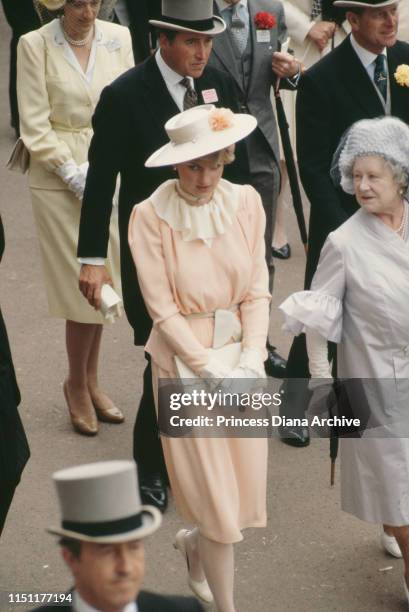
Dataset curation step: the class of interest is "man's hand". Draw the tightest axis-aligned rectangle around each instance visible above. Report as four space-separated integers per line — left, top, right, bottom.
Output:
79 264 112 310
272 51 300 79
307 21 336 52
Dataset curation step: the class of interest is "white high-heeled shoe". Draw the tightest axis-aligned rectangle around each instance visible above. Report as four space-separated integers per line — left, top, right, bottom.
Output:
380 529 402 558
173 529 214 604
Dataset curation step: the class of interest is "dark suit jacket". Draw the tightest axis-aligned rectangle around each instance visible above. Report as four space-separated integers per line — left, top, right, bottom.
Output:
32 590 203 611
296 36 409 287
78 56 247 344
0 216 30 488
124 0 161 62
1 0 39 35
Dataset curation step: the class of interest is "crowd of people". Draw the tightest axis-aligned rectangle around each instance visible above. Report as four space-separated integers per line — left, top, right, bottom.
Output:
2 0 409 610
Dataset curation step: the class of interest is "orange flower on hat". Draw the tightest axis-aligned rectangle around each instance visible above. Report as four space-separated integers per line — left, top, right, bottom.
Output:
395 64 409 87
209 108 234 132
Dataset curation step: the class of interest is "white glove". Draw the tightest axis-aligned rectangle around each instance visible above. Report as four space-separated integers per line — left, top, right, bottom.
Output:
230 347 267 379
55 160 89 200
199 357 231 380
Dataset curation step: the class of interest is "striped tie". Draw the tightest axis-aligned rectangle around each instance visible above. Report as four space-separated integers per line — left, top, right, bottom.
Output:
180 77 198 110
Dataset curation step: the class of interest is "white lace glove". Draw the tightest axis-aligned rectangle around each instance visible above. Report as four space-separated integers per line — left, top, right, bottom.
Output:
230 347 267 379
55 160 89 200
199 357 232 380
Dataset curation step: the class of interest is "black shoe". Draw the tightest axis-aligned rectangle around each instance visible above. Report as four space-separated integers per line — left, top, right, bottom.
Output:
265 345 287 379
279 424 310 447
139 473 168 513
272 243 291 260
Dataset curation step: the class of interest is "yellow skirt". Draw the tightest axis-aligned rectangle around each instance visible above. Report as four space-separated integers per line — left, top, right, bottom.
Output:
30 187 121 324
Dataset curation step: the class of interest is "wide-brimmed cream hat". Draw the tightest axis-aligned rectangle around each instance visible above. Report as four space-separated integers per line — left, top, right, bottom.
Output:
48 461 162 543
145 105 257 168
150 0 226 36
333 0 399 8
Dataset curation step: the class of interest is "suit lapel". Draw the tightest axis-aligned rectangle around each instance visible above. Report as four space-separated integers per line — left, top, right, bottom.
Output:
247 0 276 95
335 37 385 118
211 3 244 91
141 57 180 130
388 44 409 120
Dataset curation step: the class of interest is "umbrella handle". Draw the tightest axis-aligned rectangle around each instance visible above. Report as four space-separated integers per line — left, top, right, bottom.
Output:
331 460 336 486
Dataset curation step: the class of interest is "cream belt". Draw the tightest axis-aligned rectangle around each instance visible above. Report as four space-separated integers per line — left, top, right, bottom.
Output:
184 306 242 349
52 123 92 133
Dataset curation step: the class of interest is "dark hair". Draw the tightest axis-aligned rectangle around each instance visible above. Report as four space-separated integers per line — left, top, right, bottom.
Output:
59 537 82 559
156 28 178 42
346 7 365 16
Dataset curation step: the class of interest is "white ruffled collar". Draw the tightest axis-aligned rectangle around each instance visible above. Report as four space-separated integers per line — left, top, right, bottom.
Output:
149 179 240 246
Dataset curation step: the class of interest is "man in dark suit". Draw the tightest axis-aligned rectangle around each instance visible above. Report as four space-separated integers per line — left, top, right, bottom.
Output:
113 0 161 62
32 461 203 612
0 215 30 537
1 0 40 136
77 0 245 512
280 0 409 446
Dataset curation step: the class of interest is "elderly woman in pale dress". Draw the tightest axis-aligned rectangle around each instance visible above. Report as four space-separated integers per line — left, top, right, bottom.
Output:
129 105 270 612
16 0 133 435
280 116 409 606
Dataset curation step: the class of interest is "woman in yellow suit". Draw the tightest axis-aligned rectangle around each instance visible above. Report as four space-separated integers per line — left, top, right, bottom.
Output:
16 0 133 435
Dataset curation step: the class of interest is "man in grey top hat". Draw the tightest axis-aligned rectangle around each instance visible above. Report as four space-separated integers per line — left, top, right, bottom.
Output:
32 461 203 612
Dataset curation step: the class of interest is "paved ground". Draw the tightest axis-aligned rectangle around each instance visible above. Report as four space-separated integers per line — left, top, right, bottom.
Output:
0 8 406 612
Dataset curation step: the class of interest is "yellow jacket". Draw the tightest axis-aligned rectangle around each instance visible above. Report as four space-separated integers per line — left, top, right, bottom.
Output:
17 18 133 190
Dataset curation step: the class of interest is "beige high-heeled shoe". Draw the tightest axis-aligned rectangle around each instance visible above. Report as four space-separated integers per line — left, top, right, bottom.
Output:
174 529 213 604
63 381 98 436
90 394 124 424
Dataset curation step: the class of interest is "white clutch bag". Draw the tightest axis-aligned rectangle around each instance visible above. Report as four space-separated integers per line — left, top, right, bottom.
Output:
174 343 242 379
6 138 30 174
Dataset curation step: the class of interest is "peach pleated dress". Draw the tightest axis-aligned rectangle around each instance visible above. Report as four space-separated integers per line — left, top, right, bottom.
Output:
129 179 270 543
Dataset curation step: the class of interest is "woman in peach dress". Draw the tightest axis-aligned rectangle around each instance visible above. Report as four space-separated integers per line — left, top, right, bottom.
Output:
129 105 270 612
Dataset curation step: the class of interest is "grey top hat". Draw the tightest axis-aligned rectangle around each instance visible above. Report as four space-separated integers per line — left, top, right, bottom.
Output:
150 0 226 36
333 0 399 8
48 461 162 543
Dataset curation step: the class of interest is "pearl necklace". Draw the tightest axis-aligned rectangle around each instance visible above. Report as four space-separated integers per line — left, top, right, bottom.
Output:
61 17 93 47
395 200 409 241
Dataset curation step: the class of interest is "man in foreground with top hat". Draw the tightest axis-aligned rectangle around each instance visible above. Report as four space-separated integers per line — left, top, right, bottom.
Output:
77 0 243 513
32 461 203 611
280 0 409 557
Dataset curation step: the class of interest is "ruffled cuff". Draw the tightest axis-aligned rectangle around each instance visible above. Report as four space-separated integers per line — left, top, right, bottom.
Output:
279 291 342 343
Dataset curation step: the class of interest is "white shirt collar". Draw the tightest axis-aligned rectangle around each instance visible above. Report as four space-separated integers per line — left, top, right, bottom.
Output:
217 0 248 11
155 49 194 89
73 590 138 612
52 17 103 46
350 34 387 70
